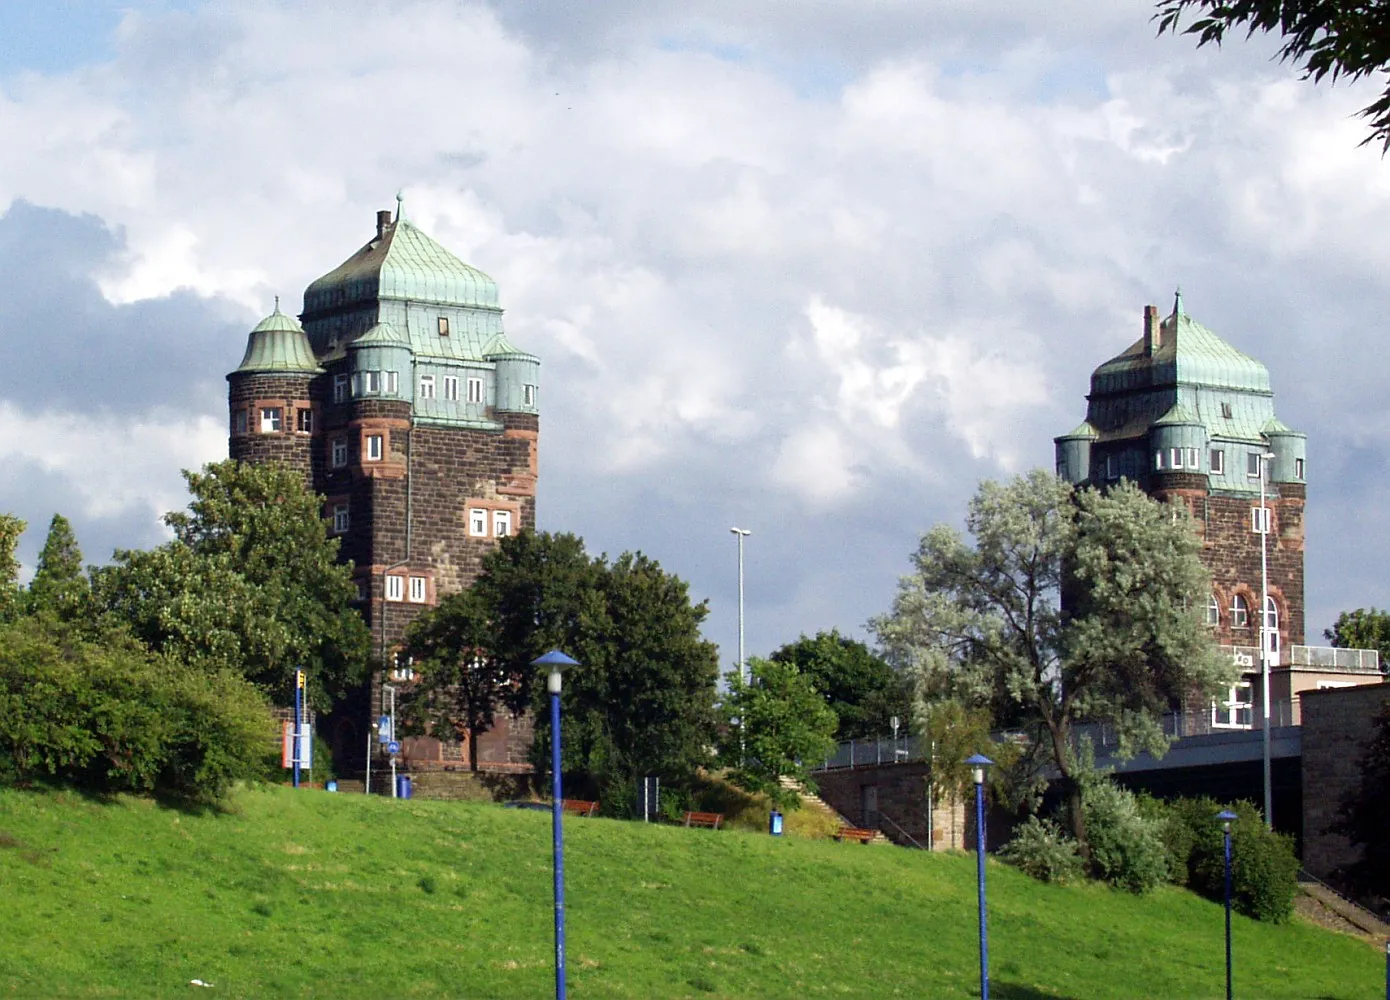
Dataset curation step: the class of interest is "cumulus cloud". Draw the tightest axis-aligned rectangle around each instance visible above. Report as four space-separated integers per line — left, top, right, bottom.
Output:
1 0 1388 659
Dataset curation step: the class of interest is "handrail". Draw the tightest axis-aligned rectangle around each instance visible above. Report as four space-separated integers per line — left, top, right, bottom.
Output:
875 808 927 850
1297 868 1390 935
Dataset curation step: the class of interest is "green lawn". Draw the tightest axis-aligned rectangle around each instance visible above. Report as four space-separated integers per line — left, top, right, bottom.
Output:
0 785 1380 999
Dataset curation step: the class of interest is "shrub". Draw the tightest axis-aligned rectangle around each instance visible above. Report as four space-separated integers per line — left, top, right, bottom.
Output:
1081 777 1169 893
1185 800 1299 923
999 815 1085 884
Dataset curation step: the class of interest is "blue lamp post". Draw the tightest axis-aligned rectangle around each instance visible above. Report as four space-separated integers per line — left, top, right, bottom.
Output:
1216 809 1238 1000
966 753 994 1000
533 650 578 1000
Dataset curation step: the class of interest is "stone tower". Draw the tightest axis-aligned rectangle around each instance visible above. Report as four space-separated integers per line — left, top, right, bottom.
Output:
229 200 540 768
1054 294 1307 718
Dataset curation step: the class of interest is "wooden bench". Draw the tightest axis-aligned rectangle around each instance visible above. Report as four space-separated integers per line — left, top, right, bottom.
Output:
561 799 599 817
682 811 724 829
835 826 877 844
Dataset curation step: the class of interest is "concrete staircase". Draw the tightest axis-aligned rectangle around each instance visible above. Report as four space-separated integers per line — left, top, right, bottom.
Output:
1298 872 1390 943
779 777 891 844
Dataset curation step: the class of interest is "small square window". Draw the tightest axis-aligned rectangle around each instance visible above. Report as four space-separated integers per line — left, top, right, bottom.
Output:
493 509 512 538
385 575 404 601
523 384 536 407
366 434 384 461
334 374 349 403
1221 402 1233 419
386 371 398 395
1169 447 1183 469
260 407 282 433
233 410 248 435
332 503 350 534
1185 447 1199 469
1251 506 1271 534
297 409 313 433
331 438 348 468
408 576 427 603
1295 457 1304 480
419 375 436 400
469 508 487 537
438 316 450 336
444 376 459 402
1210 449 1224 475
467 377 484 404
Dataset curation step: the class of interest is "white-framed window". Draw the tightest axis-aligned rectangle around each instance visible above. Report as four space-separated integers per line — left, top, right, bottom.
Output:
467 377 484 404
1154 451 1164 471
366 371 382 394
392 652 415 682
419 374 436 399
366 434 384 461
1212 679 1253 729
333 373 349 403
1169 447 1183 469
408 576 427 603
1295 457 1305 480
1206 593 1220 626
297 409 313 433
332 503 350 534
523 384 536 407
386 371 398 395
438 316 450 337
444 376 459 401
1185 447 1199 469
233 410 248 435
1230 594 1249 629
260 407 282 433
1251 505 1271 534
385 575 404 602
493 509 512 537
1210 448 1224 475
1247 451 1262 478
469 508 487 537
1263 597 1280 656
331 438 348 468
1105 454 1118 480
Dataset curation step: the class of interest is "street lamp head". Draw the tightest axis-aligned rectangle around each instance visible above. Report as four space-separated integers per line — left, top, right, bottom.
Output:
730 527 751 537
532 650 579 695
965 753 994 786
1215 809 1238 833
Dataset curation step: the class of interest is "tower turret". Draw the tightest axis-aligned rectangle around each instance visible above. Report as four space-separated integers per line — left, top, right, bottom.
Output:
227 301 322 485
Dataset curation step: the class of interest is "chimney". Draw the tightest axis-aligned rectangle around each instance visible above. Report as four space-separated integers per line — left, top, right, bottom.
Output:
1143 305 1161 355
376 209 393 239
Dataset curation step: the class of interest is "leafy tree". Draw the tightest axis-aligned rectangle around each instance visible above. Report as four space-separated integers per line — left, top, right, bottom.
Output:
769 630 911 740
1155 0 1390 150
872 472 1229 850
27 514 89 620
1324 607 1390 665
1334 701 1390 906
719 656 839 809
917 699 1021 807
92 461 369 710
0 514 24 624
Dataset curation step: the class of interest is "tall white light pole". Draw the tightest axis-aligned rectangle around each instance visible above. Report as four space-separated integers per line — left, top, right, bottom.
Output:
1258 449 1276 831
730 528 751 685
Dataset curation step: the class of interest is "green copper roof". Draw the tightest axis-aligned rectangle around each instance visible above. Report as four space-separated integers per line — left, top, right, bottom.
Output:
1153 402 1202 426
480 331 538 361
1092 306 1270 396
1057 420 1099 440
233 302 322 375
303 207 499 314
349 320 410 349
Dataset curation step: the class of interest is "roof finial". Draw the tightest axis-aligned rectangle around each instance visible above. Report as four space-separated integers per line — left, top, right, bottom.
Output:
395 189 405 222
273 294 280 314
1173 286 1184 318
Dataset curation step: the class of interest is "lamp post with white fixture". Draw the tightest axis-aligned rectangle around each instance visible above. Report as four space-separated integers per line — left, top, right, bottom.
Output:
730 528 751 686
1257 449 1276 830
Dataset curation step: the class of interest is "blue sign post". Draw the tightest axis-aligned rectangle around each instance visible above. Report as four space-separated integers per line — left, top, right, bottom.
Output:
378 716 391 743
966 754 994 1000
387 740 400 755
292 670 305 789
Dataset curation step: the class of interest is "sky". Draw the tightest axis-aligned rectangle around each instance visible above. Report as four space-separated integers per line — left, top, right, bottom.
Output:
1 0 1387 671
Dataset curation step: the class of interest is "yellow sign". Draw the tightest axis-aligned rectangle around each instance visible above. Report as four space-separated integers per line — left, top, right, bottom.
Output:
296 670 305 689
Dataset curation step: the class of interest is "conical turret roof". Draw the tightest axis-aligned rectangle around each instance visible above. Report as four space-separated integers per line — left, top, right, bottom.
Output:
232 301 322 375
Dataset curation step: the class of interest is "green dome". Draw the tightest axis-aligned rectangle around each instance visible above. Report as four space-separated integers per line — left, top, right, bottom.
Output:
1091 305 1269 396
349 320 411 349
232 302 322 375
303 212 499 315
480 331 537 361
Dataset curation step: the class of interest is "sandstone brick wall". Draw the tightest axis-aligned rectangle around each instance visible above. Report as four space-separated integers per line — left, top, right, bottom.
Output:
227 372 315 483
1301 681 1390 880
815 763 968 850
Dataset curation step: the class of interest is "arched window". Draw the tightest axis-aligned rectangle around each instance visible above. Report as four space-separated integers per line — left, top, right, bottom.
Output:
1263 597 1280 654
1230 594 1249 629
1206 593 1221 626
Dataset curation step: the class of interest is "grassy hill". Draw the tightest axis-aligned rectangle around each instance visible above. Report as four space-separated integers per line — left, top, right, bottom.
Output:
0 785 1381 999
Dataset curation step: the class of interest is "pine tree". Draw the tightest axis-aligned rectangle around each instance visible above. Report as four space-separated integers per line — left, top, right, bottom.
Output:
28 514 88 619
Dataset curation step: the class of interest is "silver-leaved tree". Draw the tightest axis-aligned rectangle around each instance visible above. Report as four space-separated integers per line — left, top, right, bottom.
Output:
872 470 1230 849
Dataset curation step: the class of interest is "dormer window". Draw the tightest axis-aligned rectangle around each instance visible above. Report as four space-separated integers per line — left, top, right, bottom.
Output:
1184 447 1199 468
364 371 381 394
1247 452 1263 478
419 375 436 399
1210 449 1224 475
1169 448 1183 469
467 377 484 404
1221 402 1233 419
444 376 459 402
438 316 450 337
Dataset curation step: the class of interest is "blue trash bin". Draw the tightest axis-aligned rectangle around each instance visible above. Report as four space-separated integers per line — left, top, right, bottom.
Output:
769 810 784 836
325 780 338 792
397 775 412 800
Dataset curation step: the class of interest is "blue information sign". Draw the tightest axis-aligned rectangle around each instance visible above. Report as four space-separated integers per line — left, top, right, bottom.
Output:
387 740 401 755
378 716 391 743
